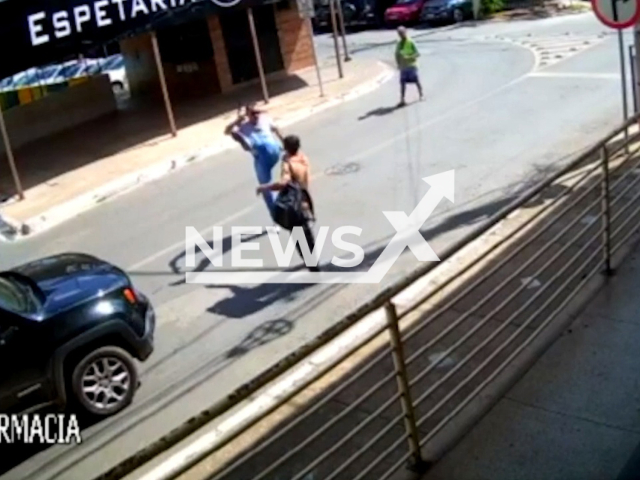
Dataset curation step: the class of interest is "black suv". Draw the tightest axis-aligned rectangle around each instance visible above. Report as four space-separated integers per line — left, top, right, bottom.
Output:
0 253 155 418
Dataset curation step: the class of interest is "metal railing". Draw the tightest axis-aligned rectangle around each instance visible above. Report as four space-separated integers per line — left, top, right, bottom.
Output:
96 114 640 480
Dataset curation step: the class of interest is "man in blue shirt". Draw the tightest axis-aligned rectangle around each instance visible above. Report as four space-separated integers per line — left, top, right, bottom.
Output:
225 104 284 222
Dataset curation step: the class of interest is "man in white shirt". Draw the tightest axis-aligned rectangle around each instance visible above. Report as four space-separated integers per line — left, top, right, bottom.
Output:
225 104 284 221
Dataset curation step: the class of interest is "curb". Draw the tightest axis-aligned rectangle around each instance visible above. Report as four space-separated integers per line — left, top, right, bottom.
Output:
0 62 394 243
484 4 592 23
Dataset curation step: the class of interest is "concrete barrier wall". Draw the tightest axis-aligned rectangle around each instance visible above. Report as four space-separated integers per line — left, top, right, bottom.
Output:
0 74 117 154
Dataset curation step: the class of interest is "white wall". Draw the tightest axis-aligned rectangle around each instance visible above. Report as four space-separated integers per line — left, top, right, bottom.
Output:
0 74 117 154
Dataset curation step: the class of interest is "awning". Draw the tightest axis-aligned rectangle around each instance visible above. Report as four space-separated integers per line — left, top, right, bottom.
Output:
0 0 276 80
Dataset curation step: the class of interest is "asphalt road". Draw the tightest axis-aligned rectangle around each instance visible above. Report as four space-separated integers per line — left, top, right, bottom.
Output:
0 12 631 480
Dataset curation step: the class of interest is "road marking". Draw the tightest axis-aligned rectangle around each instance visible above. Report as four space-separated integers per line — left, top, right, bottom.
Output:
127 205 257 270
344 70 534 164
499 34 608 71
128 169 331 270
528 72 620 80
128 43 537 272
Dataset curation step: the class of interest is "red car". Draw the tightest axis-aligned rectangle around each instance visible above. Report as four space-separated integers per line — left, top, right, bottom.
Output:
384 0 429 25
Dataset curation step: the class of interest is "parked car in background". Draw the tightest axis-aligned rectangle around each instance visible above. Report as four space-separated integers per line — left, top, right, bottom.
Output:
0 253 155 418
384 0 429 26
420 0 473 24
313 0 380 31
99 54 128 92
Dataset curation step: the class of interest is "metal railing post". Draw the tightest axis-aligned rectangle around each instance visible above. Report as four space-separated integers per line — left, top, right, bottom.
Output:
601 146 614 276
384 301 429 474
617 30 629 154
631 46 638 115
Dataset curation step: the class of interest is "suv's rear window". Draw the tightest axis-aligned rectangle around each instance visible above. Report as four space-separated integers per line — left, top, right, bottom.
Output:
0 277 37 315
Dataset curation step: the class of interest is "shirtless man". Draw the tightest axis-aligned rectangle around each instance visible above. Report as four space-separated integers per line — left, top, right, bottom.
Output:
256 135 319 272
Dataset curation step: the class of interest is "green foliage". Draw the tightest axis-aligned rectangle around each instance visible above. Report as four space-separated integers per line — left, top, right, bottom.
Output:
480 0 505 15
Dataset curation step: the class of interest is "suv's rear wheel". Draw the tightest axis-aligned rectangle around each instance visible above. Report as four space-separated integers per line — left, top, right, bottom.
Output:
70 346 138 417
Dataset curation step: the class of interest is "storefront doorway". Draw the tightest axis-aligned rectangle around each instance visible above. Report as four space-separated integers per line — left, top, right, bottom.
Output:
219 5 284 85
156 18 221 98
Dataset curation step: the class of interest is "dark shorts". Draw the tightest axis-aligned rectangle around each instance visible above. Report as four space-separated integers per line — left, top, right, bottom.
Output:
400 66 419 84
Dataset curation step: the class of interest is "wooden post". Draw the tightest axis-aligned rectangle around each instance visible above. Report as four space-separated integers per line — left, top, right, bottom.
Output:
329 0 344 78
0 107 24 200
247 8 270 104
335 0 351 62
150 31 177 137
307 18 325 97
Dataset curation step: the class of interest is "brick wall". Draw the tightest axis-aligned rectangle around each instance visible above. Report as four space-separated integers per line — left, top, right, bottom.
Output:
120 6 315 99
275 4 315 73
207 16 234 93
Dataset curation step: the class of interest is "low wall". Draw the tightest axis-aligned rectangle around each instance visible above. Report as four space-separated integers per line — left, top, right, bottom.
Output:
0 74 117 154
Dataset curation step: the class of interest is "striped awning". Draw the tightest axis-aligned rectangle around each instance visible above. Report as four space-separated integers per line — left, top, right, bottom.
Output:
0 0 278 80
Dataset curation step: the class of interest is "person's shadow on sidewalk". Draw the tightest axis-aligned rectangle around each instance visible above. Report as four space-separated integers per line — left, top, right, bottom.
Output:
206 279 316 318
358 105 399 121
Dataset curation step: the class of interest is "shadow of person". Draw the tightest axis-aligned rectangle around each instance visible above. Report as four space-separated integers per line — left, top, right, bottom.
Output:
358 105 399 121
205 266 319 318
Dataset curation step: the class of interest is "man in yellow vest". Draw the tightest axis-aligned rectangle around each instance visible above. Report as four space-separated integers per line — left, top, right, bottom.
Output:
395 26 423 107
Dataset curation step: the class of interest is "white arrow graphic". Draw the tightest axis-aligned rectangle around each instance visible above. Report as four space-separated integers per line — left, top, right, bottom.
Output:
185 170 455 284
364 170 454 283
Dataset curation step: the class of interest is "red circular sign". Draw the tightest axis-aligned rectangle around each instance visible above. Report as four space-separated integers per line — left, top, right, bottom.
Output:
592 0 640 29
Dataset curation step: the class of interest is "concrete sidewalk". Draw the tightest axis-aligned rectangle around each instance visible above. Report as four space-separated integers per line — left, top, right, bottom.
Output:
423 242 640 480
0 57 393 241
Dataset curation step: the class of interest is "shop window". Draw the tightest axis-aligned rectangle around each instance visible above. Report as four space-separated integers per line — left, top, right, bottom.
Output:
276 0 292 10
219 5 284 85
156 19 214 65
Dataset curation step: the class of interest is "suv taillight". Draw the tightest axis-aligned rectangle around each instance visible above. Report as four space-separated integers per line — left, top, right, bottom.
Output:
123 288 137 304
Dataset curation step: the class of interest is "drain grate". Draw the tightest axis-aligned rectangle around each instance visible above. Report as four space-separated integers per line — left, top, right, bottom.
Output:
324 162 360 176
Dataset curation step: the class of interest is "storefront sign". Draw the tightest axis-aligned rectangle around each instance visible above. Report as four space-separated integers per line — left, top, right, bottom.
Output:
0 0 264 80
27 0 242 47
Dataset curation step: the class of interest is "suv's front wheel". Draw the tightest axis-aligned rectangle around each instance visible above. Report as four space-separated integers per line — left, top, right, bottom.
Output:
70 346 138 417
